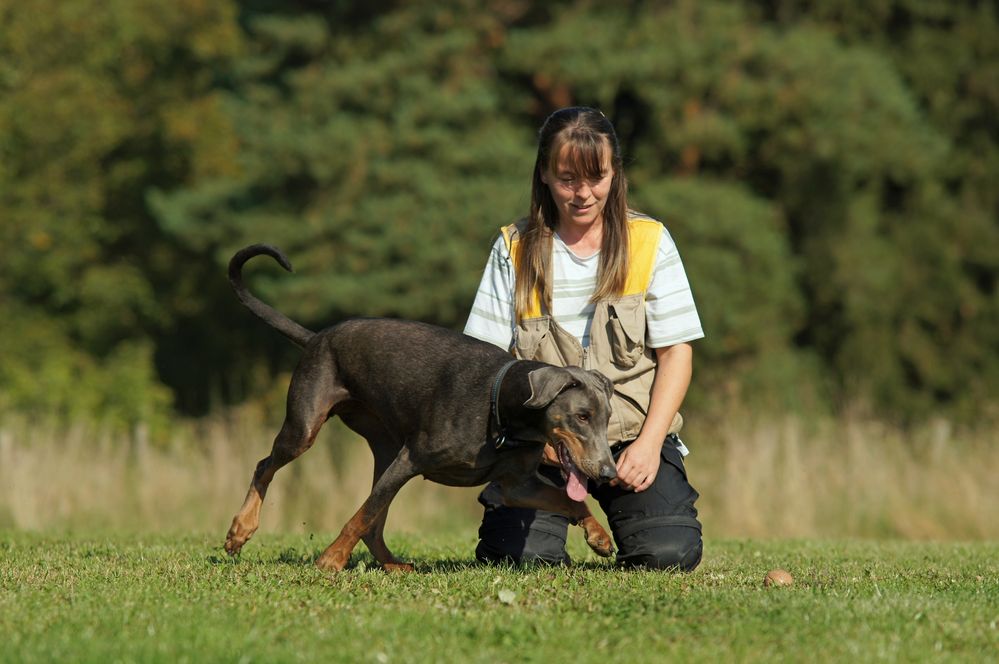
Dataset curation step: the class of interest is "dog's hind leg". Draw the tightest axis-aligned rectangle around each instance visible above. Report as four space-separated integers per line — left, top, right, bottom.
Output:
224 415 325 556
224 377 344 556
315 447 416 572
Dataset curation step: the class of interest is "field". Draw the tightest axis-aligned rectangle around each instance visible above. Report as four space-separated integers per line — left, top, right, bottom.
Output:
2 532 997 663
2 413 997 661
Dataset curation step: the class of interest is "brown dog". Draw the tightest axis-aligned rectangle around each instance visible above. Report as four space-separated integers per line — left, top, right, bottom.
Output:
223 245 618 571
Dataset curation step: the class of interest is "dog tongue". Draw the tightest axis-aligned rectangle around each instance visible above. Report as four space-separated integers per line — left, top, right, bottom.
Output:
565 465 588 502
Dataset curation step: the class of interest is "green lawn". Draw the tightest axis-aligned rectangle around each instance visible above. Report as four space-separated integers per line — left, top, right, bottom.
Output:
1 532 996 663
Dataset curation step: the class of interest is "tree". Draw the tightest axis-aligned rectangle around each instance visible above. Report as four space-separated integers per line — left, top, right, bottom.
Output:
0 0 244 424
152 4 536 330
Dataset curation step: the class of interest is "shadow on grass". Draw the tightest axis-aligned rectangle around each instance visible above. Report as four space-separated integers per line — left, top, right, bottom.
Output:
207 547 625 574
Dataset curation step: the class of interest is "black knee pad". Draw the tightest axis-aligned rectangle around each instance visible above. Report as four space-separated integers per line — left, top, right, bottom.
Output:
615 524 703 572
475 504 572 566
475 535 571 566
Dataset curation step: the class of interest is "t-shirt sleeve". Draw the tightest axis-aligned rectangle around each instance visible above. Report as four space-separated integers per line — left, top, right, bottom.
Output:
463 235 516 351
645 227 705 348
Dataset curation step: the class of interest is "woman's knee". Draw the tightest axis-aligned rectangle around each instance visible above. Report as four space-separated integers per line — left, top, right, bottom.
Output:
475 534 571 566
616 526 703 572
475 503 572 566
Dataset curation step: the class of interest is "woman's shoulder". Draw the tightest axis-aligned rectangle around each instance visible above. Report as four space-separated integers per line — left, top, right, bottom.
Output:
499 216 532 250
627 209 660 223
501 216 531 236
626 210 665 227
626 211 668 243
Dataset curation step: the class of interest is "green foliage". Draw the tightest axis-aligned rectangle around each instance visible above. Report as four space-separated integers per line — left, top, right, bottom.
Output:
0 0 244 423
632 179 823 411
1 0 997 422
761 0 999 418
0 303 171 428
152 5 533 328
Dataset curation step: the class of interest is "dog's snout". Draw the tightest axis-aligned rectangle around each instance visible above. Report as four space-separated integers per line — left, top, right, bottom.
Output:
598 463 617 484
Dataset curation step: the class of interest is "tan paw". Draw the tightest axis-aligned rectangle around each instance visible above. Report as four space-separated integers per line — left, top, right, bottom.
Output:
586 532 615 557
382 562 415 574
224 520 255 556
224 536 243 556
315 550 350 572
580 518 615 557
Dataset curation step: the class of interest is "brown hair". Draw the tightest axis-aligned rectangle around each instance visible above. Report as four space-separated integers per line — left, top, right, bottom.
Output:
514 107 630 320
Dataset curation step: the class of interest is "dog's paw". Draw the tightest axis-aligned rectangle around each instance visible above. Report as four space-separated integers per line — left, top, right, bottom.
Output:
315 549 350 572
224 519 255 556
382 562 415 574
586 532 615 558
580 517 615 558
223 537 243 556
224 531 245 556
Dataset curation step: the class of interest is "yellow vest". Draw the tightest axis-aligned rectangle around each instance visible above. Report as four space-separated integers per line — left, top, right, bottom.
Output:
502 215 677 444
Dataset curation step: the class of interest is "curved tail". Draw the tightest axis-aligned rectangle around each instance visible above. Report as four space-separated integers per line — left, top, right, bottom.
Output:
228 244 315 348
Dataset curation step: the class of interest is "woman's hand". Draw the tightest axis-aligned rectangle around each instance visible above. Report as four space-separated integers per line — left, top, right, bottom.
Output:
609 343 692 493
610 436 661 492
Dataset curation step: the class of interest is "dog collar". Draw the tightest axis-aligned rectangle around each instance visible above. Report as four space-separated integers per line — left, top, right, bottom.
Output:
490 359 542 450
489 360 549 450
489 359 519 448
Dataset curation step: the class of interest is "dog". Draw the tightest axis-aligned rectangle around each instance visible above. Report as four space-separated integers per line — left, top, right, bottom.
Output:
223 244 619 571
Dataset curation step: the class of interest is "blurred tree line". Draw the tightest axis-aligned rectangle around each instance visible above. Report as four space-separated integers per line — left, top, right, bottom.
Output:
1 0 996 428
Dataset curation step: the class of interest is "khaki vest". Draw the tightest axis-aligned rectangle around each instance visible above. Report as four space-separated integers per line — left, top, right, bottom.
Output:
503 215 674 444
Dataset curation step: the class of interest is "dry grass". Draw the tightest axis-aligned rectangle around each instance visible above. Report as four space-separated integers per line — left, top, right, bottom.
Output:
1 409 996 541
695 413 999 539
0 410 483 538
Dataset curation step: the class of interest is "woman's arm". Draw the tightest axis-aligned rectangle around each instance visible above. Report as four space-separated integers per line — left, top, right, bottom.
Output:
611 342 693 492
463 236 516 351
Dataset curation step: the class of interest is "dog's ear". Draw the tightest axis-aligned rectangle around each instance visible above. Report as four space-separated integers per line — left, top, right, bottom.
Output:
524 367 579 409
589 369 614 400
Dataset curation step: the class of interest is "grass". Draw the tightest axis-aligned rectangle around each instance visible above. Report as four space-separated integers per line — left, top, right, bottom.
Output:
1 531 997 663
2 411 996 660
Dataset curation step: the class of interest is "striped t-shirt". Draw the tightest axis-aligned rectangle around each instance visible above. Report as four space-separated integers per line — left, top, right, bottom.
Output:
464 223 704 351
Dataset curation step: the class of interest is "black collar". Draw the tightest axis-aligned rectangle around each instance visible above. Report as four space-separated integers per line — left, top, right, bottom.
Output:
488 359 540 450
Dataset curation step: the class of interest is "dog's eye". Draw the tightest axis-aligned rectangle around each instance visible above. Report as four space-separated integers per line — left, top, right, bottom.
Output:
576 413 590 423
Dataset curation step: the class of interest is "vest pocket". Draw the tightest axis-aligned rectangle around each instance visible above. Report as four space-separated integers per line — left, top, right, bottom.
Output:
606 302 645 368
514 317 550 361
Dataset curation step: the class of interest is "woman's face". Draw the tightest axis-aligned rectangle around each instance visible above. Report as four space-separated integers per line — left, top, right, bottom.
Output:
541 141 615 230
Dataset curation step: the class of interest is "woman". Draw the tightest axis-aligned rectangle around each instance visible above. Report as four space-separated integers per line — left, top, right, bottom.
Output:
464 107 704 570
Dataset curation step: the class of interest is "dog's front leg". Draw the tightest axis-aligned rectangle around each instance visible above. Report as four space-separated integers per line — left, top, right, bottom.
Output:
491 479 615 558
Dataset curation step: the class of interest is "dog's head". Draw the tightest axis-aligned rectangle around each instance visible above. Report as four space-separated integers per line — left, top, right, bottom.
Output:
524 366 617 502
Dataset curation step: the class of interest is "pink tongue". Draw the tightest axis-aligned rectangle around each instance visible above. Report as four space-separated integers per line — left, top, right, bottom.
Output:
565 466 589 502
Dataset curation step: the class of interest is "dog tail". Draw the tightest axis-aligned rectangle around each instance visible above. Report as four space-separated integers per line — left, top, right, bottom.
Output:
228 244 316 348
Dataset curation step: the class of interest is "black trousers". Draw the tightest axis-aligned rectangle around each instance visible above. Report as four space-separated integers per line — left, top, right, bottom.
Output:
476 435 703 571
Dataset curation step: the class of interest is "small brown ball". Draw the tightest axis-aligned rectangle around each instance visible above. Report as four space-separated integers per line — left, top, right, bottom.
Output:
763 569 794 587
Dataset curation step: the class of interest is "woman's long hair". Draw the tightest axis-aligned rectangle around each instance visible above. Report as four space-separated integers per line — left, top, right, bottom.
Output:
514 107 630 321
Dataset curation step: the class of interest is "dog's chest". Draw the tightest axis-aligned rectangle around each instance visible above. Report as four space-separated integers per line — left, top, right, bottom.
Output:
417 445 540 488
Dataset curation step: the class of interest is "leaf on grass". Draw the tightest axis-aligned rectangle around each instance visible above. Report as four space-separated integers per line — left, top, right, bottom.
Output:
497 589 516 605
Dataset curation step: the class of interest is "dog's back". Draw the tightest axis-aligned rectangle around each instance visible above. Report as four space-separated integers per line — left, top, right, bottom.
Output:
307 318 511 434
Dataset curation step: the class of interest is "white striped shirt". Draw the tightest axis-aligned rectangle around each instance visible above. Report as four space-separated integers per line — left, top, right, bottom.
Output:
464 224 704 350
